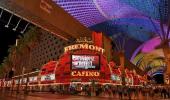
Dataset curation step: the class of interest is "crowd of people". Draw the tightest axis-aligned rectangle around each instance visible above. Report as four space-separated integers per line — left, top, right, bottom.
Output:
66 84 170 99
2 83 170 99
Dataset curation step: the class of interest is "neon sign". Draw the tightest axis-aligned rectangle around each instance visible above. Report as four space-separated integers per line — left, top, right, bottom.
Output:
64 43 105 54
71 71 100 77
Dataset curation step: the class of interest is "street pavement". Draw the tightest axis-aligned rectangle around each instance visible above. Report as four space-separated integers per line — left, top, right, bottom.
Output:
0 91 168 100
0 93 115 100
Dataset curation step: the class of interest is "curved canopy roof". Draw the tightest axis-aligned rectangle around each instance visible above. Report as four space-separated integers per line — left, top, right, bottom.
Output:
53 0 170 74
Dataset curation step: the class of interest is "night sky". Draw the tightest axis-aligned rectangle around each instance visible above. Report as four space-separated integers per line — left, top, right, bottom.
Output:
0 23 18 63
0 9 28 64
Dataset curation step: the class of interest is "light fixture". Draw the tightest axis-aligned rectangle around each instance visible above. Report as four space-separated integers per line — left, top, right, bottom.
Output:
0 9 3 18
13 19 22 31
21 23 29 34
5 14 13 28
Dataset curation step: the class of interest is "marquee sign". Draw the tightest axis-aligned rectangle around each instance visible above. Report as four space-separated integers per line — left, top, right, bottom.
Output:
111 75 121 81
22 78 27 83
15 79 21 84
72 55 100 70
29 76 38 82
41 74 55 81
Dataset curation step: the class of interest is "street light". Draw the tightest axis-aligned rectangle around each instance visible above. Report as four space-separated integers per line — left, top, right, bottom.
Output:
15 39 20 94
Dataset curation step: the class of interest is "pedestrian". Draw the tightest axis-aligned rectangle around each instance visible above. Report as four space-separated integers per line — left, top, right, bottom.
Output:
162 88 167 99
118 86 123 99
127 87 132 100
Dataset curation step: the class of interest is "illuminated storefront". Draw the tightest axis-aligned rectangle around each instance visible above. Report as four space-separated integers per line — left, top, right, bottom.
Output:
54 37 111 84
38 37 145 85
109 61 144 86
39 61 57 84
0 35 146 90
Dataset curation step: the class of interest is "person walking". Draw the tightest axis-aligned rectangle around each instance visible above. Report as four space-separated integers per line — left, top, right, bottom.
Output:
127 87 132 100
118 86 123 99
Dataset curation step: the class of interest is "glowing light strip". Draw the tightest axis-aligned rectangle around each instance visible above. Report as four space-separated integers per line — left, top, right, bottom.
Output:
152 72 163 76
12 71 39 78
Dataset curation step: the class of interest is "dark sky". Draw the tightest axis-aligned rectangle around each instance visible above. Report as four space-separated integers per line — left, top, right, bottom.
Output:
0 23 18 63
0 9 29 64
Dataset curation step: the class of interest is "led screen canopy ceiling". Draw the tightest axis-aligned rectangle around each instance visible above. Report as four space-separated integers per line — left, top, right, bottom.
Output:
54 0 169 45
53 0 170 74
54 0 168 27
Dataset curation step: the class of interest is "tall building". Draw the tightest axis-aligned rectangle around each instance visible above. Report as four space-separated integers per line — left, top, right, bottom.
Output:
29 31 71 71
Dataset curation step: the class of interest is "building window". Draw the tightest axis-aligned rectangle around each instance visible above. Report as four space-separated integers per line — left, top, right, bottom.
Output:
59 50 62 53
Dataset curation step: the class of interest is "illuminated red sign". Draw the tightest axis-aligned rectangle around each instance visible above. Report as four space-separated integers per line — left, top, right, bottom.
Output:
71 71 100 77
41 74 55 81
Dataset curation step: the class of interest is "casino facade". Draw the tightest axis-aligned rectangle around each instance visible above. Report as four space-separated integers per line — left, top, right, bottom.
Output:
0 32 146 92
55 42 111 84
